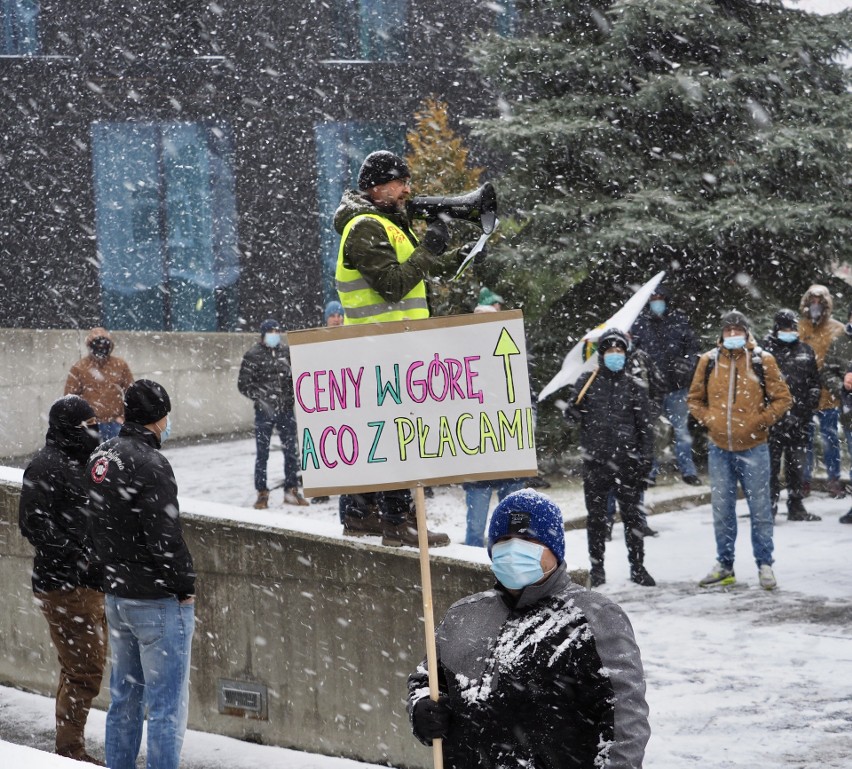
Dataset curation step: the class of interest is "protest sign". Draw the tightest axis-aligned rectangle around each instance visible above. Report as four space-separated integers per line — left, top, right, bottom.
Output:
287 310 537 495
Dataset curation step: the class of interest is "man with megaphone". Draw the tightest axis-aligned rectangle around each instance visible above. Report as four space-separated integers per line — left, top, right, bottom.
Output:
332 149 486 547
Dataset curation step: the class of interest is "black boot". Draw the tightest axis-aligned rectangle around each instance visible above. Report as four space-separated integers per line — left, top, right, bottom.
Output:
589 563 606 588
787 497 821 522
630 566 657 586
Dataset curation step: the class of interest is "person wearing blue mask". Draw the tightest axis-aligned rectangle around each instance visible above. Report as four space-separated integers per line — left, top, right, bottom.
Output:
406 489 650 769
238 318 309 509
688 311 792 591
564 328 656 587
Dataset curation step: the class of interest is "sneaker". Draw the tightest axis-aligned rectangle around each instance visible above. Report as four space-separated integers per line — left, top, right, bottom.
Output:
758 564 777 591
639 522 659 538
682 474 702 487
342 509 384 537
284 487 310 506
381 519 450 548
828 478 847 499
630 566 656 587
253 489 270 510
787 498 821 521
839 510 852 524
589 564 606 588
698 561 736 587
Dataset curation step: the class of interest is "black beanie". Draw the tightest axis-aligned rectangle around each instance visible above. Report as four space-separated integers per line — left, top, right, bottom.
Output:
357 151 410 190
720 310 750 334
124 379 171 425
49 395 96 431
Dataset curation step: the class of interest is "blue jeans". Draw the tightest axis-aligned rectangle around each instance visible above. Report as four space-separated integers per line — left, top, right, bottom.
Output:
805 408 841 482
255 407 299 491
464 480 524 547
99 421 122 441
663 388 697 477
708 442 774 569
105 595 195 769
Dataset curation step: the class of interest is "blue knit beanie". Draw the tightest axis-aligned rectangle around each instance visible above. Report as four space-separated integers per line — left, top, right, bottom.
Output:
324 300 344 322
260 318 280 335
487 489 565 564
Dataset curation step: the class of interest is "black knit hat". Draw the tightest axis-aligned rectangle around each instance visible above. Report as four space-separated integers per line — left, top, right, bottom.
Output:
597 327 629 355
49 395 95 430
773 308 798 333
720 310 750 334
357 151 410 190
124 379 171 425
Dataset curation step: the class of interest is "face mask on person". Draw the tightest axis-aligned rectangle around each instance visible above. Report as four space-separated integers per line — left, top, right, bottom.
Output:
603 351 626 372
650 299 666 316
777 331 798 343
160 416 172 443
89 337 112 359
491 538 552 590
809 302 824 322
264 333 281 348
723 335 747 350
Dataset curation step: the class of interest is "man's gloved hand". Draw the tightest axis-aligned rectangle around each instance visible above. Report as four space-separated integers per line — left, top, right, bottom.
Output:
459 241 487 265
412 696 452 744
422 218 450 255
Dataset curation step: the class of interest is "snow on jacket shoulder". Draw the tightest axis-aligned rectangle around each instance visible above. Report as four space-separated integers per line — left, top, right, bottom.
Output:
407 566 650 769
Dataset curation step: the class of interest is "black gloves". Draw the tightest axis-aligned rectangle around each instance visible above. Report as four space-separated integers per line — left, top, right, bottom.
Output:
412 696 451 744
422 218 450 255
459 241 487 265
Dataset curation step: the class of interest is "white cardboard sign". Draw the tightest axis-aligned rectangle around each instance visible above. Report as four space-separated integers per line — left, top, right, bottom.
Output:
287 310 537 495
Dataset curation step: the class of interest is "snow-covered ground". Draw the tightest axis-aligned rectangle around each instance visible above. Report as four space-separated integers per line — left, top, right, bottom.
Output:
2 435 851 768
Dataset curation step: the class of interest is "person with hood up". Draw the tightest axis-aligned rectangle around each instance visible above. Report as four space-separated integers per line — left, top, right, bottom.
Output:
565 328 656 587
238 318 309 509
798 284 846 498
406 489 650 769
86 379 195 769
19 395 106 764
65 327 134 441
822 302 852 523
688 311 792 590
760 309 821 521
332 150 478 547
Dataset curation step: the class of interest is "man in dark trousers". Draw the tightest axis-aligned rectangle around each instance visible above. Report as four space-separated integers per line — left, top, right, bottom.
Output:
19 395 105 764
565 328 656 587
238 318 309 509
87 380 195 769
631 285 702 485
761 309 822 521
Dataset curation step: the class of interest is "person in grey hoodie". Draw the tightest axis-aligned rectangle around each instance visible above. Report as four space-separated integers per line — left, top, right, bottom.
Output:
407 490 650 769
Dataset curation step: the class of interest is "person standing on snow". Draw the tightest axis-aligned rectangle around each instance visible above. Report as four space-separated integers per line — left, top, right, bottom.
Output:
798 284 846 498
688 311 791 591
238 318 309 509
760 309 821 521
407 489 650 769
333 150 476 547
65 327 135 442
565 328 656 588
631 286 702 486
18 395 106 764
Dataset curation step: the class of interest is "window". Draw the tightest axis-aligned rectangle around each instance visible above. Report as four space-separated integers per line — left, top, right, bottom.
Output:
314 121 406 302
329 0 408 61
1 0 39 55
91 122 240 332
494 0 518 37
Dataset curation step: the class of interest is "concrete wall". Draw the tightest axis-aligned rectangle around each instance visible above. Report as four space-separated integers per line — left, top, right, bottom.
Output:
1 478 590 767
0 329 257 459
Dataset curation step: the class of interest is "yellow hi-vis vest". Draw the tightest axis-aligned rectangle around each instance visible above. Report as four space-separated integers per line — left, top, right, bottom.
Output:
335 214 429 324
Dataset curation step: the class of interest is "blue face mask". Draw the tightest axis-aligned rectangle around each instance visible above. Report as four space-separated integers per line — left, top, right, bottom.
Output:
723 335 747 350
603 352 626 372
264 333 281 348
777 331 798 343
491 538 547 590
161 416 171 443
650 299 666 316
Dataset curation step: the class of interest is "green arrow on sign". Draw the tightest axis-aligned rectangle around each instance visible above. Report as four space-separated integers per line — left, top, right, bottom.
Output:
493 327 521 403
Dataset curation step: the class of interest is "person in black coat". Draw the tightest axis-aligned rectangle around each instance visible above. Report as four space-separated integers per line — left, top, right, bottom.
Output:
237 317 308 509
566 328 656 587
18 395 106 762
761 309 822 521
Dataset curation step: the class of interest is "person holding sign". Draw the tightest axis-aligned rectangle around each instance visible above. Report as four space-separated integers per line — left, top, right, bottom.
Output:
332 149 474 546
407 489 650 768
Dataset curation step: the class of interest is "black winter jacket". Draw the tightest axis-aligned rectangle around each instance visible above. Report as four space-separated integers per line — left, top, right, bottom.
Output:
407 565 650 769
631 308 700 392
87 422 195 600
760 335 821 429
237 341 295 415
566 368 654 469
19 437 104 594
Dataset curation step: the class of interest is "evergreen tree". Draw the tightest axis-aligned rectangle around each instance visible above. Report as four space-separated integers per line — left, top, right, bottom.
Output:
469 0 852 369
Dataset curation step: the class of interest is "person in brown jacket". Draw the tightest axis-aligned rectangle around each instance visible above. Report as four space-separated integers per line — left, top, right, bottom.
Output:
687 311 792 591
65 328 134 442
798 284 846 498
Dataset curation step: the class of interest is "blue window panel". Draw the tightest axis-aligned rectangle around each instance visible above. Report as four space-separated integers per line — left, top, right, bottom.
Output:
494 0 517 37
91 122 239 332
329 0 407 61
314 121 406 304
1 0 39 55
